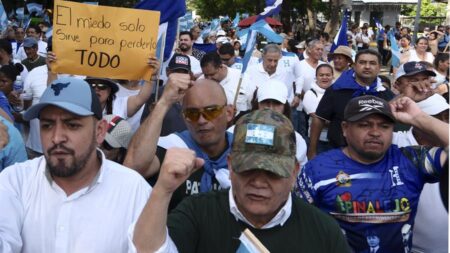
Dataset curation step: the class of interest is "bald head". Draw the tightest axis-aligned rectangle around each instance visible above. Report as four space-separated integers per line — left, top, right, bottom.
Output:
183 79 228 107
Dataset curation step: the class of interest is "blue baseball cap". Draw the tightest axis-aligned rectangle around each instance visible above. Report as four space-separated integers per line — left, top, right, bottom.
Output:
23 37 38 48
24 77 103 120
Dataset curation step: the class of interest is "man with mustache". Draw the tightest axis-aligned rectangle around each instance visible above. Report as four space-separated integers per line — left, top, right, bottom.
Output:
296 95 448 253
0 77 151 253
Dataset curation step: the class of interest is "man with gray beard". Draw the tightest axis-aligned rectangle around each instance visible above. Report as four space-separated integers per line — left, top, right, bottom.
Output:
0 77 151 253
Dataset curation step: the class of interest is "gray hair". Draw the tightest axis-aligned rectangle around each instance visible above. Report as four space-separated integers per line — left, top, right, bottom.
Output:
262 44 282 56
307 39 322 49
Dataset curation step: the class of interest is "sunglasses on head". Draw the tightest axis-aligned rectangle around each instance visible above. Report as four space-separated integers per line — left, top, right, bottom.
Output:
90 83 109 90
182 105 226 122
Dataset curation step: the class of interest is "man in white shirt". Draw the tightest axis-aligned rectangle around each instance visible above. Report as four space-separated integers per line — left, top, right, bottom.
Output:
199 52 245 111
0 77 151 253
241 44 290 111
16 25 47 61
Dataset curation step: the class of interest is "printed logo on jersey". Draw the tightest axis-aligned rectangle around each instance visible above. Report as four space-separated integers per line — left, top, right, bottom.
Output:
389 166 404 187
336 171 351 187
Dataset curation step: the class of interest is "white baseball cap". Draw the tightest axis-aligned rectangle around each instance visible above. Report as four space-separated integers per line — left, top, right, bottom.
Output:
417 94 449 116
257 80 288 104
103 115 132 149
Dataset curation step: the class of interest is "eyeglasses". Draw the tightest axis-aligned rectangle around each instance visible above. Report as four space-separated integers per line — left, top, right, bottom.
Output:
90 83 109 90
182 105 226 122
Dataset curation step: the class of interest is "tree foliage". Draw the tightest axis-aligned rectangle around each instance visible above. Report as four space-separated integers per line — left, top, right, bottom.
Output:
401 0 446 17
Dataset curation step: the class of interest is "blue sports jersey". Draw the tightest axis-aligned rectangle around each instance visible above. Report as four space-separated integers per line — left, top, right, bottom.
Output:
296 145 444 253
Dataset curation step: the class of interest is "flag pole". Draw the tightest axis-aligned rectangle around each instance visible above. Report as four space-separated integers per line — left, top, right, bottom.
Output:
154 31 167 102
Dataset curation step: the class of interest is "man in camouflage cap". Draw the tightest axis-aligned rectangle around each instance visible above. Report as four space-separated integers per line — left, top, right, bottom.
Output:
132 109 350 252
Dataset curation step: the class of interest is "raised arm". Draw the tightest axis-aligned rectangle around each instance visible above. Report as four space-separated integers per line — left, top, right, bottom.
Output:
390 96 449 147
133 148 204 253
126 57 160 117
123 73 192 177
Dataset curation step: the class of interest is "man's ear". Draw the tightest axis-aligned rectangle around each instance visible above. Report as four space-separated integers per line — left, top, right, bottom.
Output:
341 121 348 138
95 119 108 146
225 104 234 123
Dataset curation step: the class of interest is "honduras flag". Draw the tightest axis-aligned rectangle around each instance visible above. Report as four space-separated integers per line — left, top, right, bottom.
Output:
250 19 283 44
241 29 258 74
26 3 43 15
16 7 24 21
0 0 7 31
135 0 186 61
330 9 349 53
389 32 401 68
257 0 283 21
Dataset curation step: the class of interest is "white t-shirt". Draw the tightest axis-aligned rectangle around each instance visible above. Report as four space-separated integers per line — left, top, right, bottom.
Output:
295 60 325 110
241 63 290 111
277 53 301 103
0 152 151 253
408 50 435 64
303 84 328 142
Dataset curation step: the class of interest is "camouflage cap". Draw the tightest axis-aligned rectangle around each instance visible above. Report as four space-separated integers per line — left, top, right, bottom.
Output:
231 109 296 178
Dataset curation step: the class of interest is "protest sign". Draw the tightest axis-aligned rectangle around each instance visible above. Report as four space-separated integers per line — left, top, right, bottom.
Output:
52 0 160 80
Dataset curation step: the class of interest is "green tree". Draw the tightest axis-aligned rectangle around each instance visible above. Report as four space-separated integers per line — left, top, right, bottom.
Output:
401 0 446 17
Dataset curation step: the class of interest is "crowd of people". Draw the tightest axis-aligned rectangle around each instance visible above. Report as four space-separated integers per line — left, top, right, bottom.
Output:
0 13 449 253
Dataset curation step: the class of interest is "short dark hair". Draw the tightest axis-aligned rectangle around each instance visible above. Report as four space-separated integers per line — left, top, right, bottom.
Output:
0 39 12 55
218 43 234 56
355 49 381 64
0 63 24 82
27 24 42 34
179 31 193 40
316 63 334 76
434 52 450 70
200 51 222 68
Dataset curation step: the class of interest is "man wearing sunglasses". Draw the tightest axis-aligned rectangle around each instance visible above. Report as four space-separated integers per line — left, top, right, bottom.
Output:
125 76 234 211
0 77 151 252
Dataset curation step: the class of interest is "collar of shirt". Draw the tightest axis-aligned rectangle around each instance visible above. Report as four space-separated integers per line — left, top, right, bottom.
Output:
256 63 281 78
228 186 292 229
44 148 106 200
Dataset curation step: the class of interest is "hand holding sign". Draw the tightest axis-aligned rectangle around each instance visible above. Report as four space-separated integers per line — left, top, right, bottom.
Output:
51 0 160 80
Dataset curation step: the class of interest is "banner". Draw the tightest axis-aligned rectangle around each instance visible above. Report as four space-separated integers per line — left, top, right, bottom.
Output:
51 0 160 80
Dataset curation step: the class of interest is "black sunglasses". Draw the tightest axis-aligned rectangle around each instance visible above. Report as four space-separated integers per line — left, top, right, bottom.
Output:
90 83 109 90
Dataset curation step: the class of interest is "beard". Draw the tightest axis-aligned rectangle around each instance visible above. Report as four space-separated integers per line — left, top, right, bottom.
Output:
179 43 190 52
46 133 98 178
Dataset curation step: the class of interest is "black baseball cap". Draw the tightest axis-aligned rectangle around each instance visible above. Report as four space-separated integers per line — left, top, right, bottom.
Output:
395 61 436 80
168 53 191 72
344 95 395 122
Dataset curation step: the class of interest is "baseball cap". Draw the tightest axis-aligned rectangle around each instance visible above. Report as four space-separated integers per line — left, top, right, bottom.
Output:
103 114 132 148
344 95 395 122
216 36 230 44
329 46 353 63
257 79 288 104
168 53 191 72
24 77 102 120
295 41 305 49
231 109 296 178
85 77 119 94
23 37 38 48
417 94 449 116
395 61 436 80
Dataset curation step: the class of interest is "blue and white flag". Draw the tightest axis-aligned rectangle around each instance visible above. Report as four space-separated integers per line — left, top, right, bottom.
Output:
45 27 53 39
232 12 240 28
179 11 193 31
135 0 186 61
26 3 43 15
236 229 269 253
156 22 168 60
241 29 257 74
389 32 401 68
0 0 8 31
374 18 384 36
200 18 220 39
330 9 349 53
250 19 283 44
16 7 24 21
257 0 283 21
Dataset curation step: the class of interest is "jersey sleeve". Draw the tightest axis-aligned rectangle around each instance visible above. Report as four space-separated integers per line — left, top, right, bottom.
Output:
295 162 318 204
400 146 445 183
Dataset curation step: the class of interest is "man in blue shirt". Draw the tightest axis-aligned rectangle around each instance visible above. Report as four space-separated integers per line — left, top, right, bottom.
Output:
296 95 448 253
